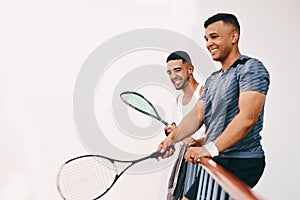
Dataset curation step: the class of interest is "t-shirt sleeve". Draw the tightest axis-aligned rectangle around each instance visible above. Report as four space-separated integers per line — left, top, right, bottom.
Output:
238 58 270 94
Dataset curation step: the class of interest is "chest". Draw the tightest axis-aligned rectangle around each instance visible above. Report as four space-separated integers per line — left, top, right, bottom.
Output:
205 68 240 105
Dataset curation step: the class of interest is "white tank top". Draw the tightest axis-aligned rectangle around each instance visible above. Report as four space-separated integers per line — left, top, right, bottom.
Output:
176 85 205 139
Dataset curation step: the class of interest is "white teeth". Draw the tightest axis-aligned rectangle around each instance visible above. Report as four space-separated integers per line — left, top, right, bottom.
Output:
211 48 217 53
174 80 181 84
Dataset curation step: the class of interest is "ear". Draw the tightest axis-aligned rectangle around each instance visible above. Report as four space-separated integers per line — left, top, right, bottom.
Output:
231 31 239 44
188 64 194 74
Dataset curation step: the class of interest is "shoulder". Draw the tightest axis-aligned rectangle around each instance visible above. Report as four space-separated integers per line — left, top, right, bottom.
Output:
210 69 222 77
238 56 270 83
207 69 222 80
199 85 205 96
237 56 270 94
205 69 221 85
238 55 269 74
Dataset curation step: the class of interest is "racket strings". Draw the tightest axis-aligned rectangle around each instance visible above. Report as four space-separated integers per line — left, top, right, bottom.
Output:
122 93 157 116
58 156 117 200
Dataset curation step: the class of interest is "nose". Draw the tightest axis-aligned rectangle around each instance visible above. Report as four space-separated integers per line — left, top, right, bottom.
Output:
169 71 177 79
206 39 213 48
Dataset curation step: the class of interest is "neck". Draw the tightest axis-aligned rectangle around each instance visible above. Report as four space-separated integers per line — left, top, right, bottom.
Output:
221 49 241 71
182 78 198 97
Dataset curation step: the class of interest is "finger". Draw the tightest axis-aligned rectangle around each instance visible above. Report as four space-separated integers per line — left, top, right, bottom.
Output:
161 151 169 159
162 147 175 158
164 126 173 135
184 150 192 162
159 142 169 153
192 157 199 164
186 156 194 163
161 150 170 159
185 147 199 163
186 152 197 164
157 142 164 152
188 141 197 147
198 137 206 145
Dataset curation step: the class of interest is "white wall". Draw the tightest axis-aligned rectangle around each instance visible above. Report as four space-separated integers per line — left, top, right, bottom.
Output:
1 0 299 199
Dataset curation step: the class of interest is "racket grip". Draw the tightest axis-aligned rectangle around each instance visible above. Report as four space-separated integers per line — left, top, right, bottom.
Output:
164 130 169 136
153 145 175 158
164 122 176 136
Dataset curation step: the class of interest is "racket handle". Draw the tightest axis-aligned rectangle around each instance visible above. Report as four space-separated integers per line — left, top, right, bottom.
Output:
164 122 176 136
152 145 175 158
164 130 169 136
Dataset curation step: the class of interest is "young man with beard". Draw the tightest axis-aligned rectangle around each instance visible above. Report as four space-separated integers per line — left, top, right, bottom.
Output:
165 51 205 200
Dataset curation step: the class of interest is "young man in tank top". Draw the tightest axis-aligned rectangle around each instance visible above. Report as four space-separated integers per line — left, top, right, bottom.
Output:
165 51 205 200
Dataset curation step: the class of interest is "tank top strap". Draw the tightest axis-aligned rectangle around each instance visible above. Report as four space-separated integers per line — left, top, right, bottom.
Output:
177 93 183 122
193 84 201 99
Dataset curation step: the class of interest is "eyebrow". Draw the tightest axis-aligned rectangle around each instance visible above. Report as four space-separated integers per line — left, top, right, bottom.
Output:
204 32 218 39
166 67 182 73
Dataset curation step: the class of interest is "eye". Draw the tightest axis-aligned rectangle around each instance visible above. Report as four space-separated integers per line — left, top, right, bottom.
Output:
205 34 218 42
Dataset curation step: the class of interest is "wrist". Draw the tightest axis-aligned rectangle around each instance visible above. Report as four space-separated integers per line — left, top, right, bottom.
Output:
204 142 219 157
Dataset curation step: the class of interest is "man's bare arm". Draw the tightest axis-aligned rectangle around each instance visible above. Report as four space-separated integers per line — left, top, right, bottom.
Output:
173 99 204 143
157 100 204 154
214 91 266 153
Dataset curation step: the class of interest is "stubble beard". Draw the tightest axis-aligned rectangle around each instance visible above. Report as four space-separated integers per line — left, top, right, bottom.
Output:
175 76 189 90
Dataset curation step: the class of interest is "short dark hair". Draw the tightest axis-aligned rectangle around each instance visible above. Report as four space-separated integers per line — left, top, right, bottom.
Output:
166 51 192 64
204 13 240 32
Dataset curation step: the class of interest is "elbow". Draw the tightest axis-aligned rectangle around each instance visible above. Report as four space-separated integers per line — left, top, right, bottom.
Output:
240 113 258 130
245 119 256 130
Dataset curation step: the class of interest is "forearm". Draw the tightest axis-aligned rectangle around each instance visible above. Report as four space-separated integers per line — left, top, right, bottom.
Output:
214 111 256 153
214 91 266 153
186 115 256 163
173 100 204 143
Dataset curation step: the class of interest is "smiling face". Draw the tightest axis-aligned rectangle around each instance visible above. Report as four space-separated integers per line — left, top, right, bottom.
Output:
166 59 192 90
204 20 239 63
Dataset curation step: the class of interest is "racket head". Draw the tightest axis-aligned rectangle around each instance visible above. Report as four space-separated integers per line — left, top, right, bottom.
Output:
57 155 118 200
120 91 168 126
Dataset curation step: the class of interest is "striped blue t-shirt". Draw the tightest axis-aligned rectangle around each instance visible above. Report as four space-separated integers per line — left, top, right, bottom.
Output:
200 55 270 158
